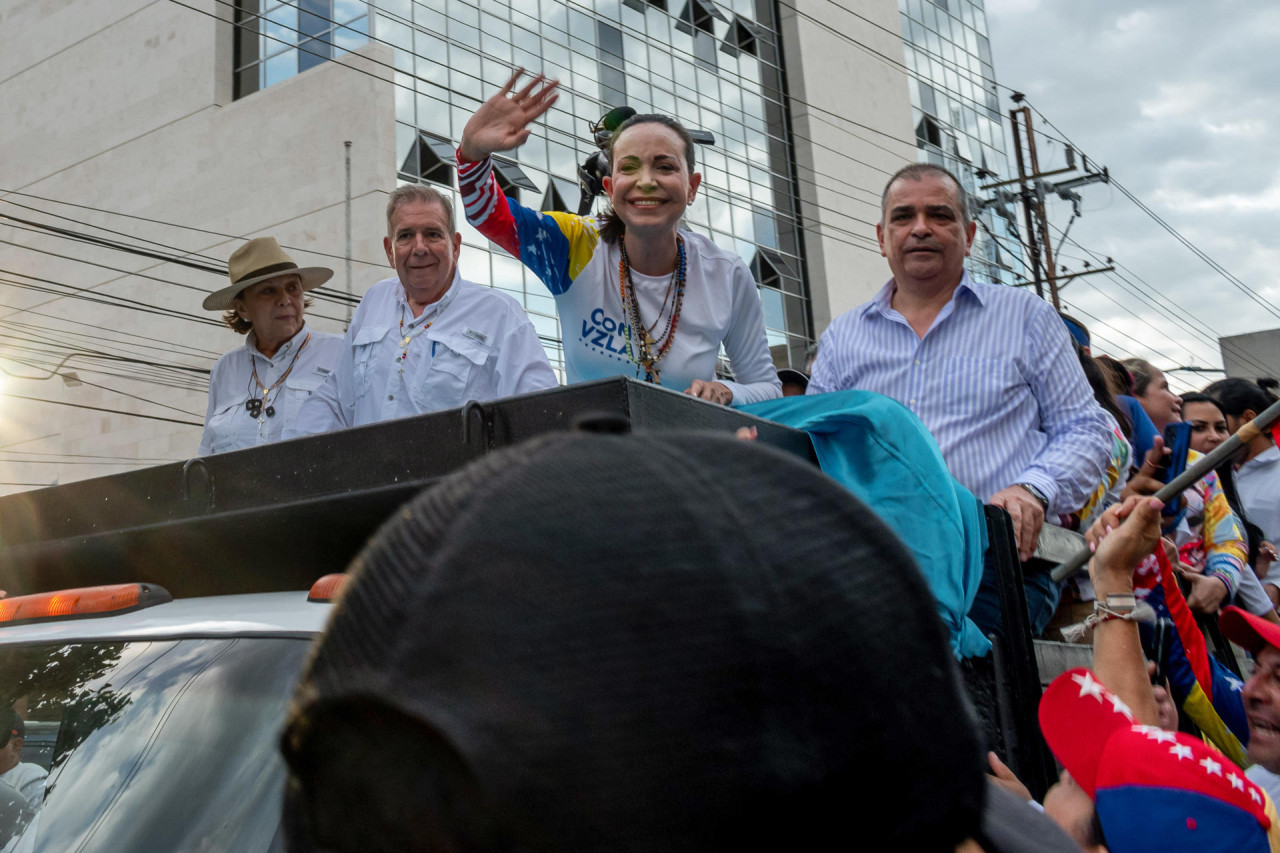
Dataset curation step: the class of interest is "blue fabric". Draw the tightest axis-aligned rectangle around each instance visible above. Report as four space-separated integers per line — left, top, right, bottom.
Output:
968 557 1062 639
1097 786 1269 853
742 391 991 659
1120 395 1158 463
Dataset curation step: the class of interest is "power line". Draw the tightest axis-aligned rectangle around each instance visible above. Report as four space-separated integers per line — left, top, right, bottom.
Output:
1019 97 1280 323
0 449 177 462
0 231 353 323
1051 233 1277 380
0 211 228 275
1 393 203 427
0 192 389 272
0 355 205 418
0 308 221 359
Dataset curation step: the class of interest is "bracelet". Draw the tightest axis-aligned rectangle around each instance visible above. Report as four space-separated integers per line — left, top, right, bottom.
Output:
1061 596 1154 644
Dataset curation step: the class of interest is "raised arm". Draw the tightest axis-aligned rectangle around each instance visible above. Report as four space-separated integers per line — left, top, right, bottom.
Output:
1084 494 1164 727
458 70 559 162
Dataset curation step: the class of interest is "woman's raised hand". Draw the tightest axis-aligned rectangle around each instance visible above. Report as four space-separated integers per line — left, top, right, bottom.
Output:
459 70 560 161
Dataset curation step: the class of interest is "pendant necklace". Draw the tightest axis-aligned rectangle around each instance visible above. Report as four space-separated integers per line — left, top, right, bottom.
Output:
246 333 310 419
617 236 686 385
397 303 438 377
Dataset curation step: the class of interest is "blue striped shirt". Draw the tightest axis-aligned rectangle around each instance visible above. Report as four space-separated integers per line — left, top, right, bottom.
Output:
808 273 1111 516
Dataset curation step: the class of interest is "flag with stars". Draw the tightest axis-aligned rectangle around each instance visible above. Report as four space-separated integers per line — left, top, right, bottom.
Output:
1040 668 1280 853
1140 544 1250 768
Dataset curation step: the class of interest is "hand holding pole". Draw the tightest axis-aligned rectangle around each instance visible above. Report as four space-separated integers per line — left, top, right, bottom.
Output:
1051 396 1280 582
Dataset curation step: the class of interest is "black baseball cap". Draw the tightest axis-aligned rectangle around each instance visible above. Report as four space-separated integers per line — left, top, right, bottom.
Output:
283 432 997 852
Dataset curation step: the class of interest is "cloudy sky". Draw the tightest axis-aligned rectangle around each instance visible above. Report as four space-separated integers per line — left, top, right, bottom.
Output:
984 0 1280 389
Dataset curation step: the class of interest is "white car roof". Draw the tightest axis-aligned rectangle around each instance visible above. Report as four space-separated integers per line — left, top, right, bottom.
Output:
0 591 332 645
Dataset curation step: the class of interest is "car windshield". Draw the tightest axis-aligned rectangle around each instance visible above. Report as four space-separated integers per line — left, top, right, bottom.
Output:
0 636 310 852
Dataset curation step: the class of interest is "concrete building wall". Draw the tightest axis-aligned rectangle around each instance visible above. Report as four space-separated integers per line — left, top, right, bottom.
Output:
1220 329 1280 384
780 0 917 334
0 0 917 494
0 0 396 495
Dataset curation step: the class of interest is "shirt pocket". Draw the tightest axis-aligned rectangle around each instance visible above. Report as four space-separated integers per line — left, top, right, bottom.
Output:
413 329 491 411
351 325 390 402
279 374 325 426
205 401 245 455
936 356 1021 417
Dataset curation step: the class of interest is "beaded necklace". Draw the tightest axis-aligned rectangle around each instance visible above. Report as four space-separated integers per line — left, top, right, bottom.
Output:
617 236 686 385
246 333 310 418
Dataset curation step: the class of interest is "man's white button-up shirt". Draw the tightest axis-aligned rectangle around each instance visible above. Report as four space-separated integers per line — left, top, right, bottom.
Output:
287 272 558 436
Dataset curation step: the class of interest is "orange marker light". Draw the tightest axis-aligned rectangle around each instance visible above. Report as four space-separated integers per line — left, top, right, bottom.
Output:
0 584 171 625
308 574 347 602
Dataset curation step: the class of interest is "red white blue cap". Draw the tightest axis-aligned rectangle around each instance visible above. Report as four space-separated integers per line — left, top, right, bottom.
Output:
1039 668 1275 853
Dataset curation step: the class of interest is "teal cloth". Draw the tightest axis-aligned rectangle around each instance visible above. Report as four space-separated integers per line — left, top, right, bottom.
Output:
742 391 992 659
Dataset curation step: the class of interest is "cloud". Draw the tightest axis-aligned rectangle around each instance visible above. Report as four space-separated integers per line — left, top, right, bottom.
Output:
985 0 1280 376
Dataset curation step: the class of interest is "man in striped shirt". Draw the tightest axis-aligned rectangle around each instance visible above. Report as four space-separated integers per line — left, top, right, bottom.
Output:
808 163 1111 635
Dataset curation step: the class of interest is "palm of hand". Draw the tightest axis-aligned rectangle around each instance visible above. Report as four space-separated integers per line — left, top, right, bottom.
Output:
461 71 559 160
467 97 534 153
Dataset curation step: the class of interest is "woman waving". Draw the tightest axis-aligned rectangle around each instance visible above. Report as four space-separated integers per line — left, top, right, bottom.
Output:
457 71 780 405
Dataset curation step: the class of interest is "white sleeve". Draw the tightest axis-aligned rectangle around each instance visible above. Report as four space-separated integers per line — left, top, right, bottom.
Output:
719 259 782 405
494 308 560 397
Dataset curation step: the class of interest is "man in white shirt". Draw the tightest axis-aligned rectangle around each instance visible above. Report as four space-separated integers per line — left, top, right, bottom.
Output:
1205 378 1280 604
288 185 557 436
0 710 45 812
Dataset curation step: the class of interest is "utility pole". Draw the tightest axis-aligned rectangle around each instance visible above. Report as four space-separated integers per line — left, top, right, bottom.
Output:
1020 107 1061 309
978 97 1109 312
1008 107 1044 300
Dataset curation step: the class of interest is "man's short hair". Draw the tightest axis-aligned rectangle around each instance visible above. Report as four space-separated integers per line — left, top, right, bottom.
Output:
385 184 456 236
1203 378 1273 419
880 162 970 226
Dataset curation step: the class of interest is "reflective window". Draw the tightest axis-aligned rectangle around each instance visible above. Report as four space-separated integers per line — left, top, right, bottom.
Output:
234 0 370 99
376 0 812 368
0 637 311 852
898 0 1019 283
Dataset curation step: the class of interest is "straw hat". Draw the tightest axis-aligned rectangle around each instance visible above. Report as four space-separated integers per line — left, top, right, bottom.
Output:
203 237 334 311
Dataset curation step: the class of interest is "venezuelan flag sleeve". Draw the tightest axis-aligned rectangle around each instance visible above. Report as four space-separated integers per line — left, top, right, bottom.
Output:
458 153 599 297
1149 546 1250 768
1198 465 1247 598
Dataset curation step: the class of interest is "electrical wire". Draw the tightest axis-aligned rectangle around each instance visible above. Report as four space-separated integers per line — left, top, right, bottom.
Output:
0 231 352 323
1018 97 1280 324
0 356 205 418
0 393 203 426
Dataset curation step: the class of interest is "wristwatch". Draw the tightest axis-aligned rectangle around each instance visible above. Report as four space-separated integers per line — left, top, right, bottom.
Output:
1016 482 1050 512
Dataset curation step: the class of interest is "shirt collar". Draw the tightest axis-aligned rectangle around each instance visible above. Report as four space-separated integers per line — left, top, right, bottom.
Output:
1245 443 1280 469
866 269 983 320
396 268 460 324
246 322 310 363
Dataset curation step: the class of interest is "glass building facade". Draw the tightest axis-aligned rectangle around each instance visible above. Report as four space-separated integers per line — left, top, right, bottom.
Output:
898 0 1020 284
233 0 813 379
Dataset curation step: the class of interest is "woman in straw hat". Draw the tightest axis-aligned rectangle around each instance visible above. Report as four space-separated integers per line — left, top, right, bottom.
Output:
198 237 345 455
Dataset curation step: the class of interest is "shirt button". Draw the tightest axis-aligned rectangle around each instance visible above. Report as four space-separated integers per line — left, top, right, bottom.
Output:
914 359 921 366
388 394 395 401
909 399 916 406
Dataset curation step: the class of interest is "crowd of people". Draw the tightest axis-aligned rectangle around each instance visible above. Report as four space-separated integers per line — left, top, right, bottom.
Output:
180 71 1280 849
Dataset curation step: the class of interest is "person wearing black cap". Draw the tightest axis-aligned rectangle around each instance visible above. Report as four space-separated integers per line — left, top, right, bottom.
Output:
281 432 1074 853
0 709 45 812
777 366 809 397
